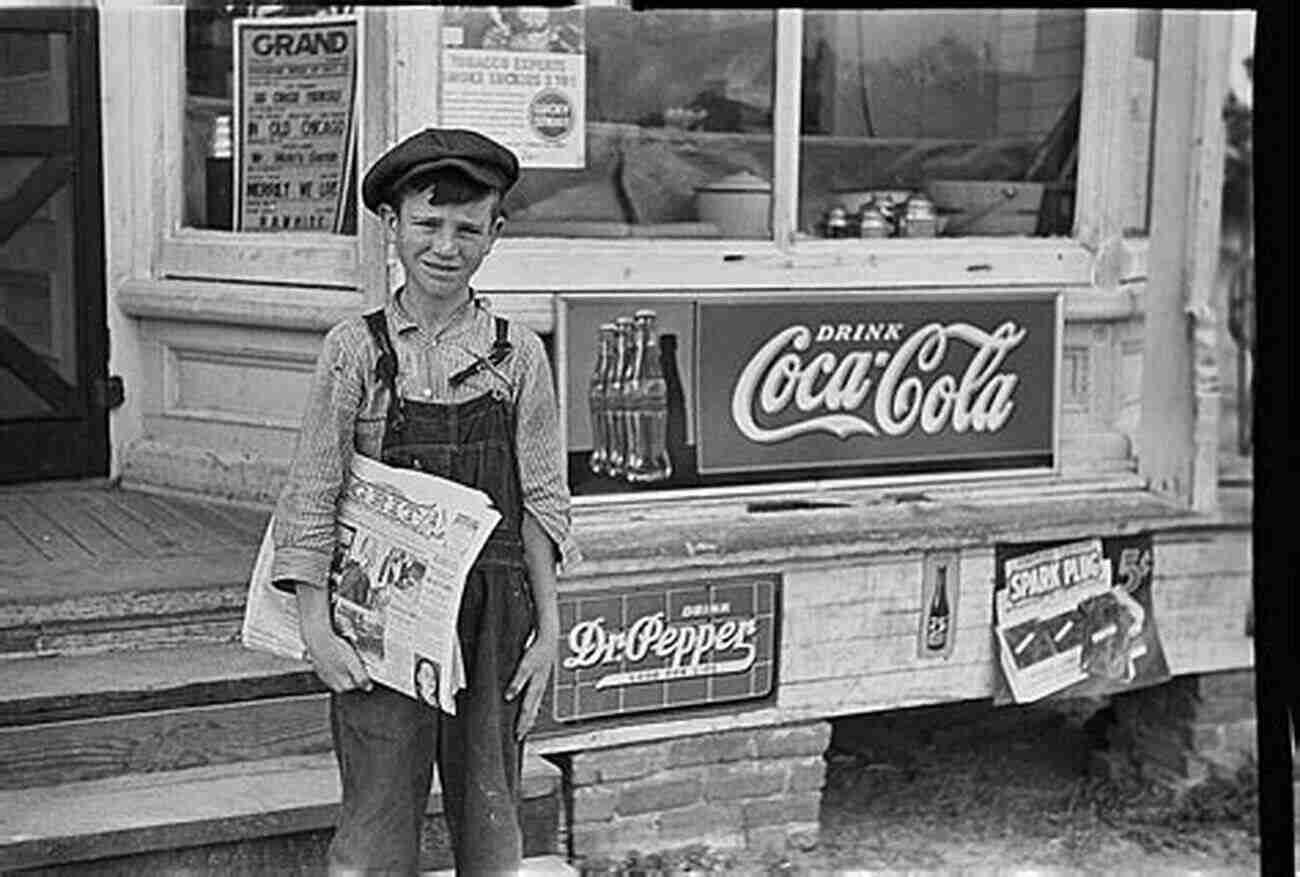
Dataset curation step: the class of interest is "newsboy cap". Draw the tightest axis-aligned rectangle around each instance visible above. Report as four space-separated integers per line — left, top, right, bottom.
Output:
361 128 520 213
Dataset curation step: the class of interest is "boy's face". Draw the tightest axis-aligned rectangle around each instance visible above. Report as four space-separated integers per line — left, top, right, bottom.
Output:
382 186 504 306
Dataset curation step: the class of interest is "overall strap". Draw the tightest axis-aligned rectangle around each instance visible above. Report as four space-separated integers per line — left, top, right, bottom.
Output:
448 316 513 389
362 309 405 432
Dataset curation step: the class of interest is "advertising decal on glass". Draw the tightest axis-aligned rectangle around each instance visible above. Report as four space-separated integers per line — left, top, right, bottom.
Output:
991 533 1170 705
560 297 693 492
232 15 359 233
439 6 586 169
548 574 779 725
695 292 1060 474
917 551 959 660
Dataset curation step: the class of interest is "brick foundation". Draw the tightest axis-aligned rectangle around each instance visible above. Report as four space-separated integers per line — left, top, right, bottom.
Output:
1105 670 1257 792
567 722 831 860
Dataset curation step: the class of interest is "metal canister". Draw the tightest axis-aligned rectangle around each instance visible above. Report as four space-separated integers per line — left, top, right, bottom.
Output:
901 193 938 238
822 205 851 238
857 204 892 238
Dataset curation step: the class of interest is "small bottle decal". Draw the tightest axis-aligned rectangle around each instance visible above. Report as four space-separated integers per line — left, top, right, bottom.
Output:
925 563 951 652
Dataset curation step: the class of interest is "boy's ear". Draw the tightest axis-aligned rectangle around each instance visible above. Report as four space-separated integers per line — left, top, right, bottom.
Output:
377 202 398 232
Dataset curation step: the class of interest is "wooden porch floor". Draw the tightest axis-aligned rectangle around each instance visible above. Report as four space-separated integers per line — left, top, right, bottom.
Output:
0 481 270 609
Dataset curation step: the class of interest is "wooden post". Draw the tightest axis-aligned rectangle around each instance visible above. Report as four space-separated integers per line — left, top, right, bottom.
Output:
1138 11 1231 511
772 10 803 250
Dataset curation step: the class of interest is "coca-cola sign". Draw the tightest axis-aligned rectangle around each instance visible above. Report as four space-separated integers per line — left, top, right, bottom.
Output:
548 574 779 724
696 292 1059 474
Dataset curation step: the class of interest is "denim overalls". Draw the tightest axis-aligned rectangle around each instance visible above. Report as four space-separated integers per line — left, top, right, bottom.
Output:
328 308 535 875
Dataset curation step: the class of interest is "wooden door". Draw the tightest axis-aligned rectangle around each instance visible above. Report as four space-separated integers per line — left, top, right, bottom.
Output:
0 9 108 483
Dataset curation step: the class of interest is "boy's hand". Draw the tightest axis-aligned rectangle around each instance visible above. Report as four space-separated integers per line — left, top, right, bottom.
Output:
303 627 373 693
294 582 372 694
505 637 556 740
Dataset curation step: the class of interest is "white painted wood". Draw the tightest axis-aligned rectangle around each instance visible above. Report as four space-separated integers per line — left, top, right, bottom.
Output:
525 527 1250 756
771 10 802 251
1075 11 1136 251
784 561 921 610
476 236 1095 294
118 278 367 332
390 6 442 141
784 625 989 684
138 5 364 288
1139 11 1231 510
158 234 359 288
162 344 317 431
776 661 996 715
358 7 391 307
1154 534 1252 577
487 281 1139 338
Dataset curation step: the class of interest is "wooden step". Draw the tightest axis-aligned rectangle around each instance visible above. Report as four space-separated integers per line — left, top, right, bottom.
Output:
1 643 321 728
0 486 265 659
0 644 331 790
0 691 333 790
0 573 249 658
0 751 563 874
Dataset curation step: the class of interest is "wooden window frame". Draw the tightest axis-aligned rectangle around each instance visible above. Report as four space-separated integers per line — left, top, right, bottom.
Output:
387 9 1155 331
119 7 1154 316
119 2 388 301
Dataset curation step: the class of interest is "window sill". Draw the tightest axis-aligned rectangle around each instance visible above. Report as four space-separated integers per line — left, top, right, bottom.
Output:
563 470 1248 580
118 277 365 332
478 234 1098 293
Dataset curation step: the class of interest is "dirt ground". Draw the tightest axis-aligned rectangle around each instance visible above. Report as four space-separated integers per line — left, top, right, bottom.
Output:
800 705 1263 874
578 702 1276 875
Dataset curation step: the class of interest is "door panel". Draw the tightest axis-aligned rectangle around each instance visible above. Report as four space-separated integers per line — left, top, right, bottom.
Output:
0 11 106 482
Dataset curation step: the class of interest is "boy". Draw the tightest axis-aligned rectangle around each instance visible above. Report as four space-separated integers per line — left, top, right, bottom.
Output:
271 128 579 875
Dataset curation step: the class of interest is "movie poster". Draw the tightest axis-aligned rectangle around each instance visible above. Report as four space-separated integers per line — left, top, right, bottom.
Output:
233 15 359 232
992 533 1170 705
439 6 586 169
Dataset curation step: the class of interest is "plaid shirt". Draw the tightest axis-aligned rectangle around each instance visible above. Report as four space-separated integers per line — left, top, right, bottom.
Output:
271 290 580 590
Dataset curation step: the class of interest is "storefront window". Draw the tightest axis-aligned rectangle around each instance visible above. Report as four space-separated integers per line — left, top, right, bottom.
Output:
798 9 1084 239
438 8 776 240
183 2 359 234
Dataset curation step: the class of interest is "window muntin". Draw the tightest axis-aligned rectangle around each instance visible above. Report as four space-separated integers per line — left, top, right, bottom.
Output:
797 10 1085 240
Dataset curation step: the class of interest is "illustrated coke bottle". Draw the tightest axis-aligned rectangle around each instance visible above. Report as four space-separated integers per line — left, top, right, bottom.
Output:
624 310 673 483
925 563 951 651
660 332 687 479
604 316 635 479
587 323 616 477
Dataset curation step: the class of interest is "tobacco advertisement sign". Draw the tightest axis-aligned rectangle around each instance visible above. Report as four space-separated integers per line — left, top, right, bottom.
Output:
439 6 586 169
233 15 359 232
992 533 1170 705
695 292 1059 474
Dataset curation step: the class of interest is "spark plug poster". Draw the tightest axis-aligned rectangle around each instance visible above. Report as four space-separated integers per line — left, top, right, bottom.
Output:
439 6 585 169
233 16 359 232
992 533 1170 705
695 292 1059 474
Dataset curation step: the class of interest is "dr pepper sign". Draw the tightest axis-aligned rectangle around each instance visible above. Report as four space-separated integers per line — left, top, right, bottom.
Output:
695 292 1060 474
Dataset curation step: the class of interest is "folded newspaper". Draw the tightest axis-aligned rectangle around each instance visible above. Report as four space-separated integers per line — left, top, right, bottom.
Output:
242 454 501 714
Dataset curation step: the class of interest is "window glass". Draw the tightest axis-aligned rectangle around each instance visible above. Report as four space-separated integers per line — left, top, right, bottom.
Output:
799 10 1084 239
439 7 777 240
183 2 358 234
0 31 69 126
